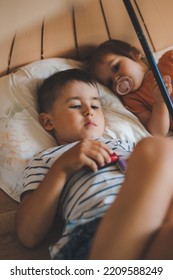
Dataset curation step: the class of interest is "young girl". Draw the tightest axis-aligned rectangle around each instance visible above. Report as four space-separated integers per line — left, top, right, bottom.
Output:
89 39 173 136
16 68 173 260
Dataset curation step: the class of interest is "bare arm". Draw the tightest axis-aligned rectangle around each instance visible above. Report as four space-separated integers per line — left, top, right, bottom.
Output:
16 139 113 248
137 75 172 136
16 162 67 248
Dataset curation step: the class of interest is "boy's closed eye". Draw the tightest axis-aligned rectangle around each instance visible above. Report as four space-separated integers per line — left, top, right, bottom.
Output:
91 105 99 109
70 105 81 109
69 104 100 110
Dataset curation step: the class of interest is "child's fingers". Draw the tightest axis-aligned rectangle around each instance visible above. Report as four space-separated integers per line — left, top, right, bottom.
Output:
166 84 172 95
63 140 114 172
152 75 171 88
163 75 172 94
91 140 113 155
74 140 113 170
151 75 172 97
163 75 171 84
89 141 113 165
83 155 99 172
87 150 110 168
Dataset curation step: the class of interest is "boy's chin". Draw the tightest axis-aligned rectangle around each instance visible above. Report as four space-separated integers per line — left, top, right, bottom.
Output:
82 132 103 140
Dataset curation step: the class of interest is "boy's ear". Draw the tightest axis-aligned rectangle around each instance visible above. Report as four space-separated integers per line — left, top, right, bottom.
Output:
39 113 53 131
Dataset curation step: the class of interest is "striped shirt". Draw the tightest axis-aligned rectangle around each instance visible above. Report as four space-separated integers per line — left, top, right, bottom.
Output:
21 138 133 258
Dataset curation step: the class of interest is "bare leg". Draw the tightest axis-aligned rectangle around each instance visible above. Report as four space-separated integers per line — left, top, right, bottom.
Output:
144 200 173 259
89 136 173 259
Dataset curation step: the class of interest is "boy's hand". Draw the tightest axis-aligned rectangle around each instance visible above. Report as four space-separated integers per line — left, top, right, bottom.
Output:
56 139 113 174
151 75 172 105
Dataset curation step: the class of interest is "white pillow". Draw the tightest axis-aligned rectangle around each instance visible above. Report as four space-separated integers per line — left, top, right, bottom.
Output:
0 58 150 202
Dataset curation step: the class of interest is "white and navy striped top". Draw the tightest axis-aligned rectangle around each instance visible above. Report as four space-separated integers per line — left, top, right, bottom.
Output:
21 138 133 258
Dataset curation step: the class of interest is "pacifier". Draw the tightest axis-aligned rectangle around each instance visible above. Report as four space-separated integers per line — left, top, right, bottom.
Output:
115 76 133 95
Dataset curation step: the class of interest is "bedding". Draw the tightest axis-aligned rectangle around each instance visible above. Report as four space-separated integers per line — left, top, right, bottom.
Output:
0 57 150 202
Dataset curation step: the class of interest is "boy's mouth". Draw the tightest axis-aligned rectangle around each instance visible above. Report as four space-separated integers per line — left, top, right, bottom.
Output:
85 121 96 127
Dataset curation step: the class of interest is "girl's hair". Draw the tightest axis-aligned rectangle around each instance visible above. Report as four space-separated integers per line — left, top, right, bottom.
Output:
37 68 97 113
89 39 148 68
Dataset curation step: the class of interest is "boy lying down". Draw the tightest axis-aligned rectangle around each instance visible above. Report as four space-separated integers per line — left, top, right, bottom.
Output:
16 68 173 259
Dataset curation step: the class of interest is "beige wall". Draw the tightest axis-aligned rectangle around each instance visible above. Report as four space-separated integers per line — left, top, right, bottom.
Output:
0 0 173 76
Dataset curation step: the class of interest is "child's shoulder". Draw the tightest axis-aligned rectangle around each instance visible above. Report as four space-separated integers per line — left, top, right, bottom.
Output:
31 143 74 160
158 50 173 63
158 50 173 76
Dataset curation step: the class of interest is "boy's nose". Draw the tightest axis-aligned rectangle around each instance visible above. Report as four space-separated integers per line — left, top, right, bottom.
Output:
83 108 93 117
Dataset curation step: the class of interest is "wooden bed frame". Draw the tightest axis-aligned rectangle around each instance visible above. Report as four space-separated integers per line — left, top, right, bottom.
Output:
0 188 50 259
0 188 64 260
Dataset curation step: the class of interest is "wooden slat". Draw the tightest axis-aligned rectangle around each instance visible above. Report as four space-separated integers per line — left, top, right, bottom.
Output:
1 0 173 77
0 189 62 260
101 0 141 49
43 8 76 59
0 209 50 260
0 189 18 213
75 0 108 59
9 21 43 72
0 190 49 260
136 0 173 52
0 35 14 76
0 0 69 48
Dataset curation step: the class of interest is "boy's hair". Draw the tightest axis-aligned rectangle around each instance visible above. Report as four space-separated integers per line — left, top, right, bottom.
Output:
89 39 148 68
37 68 97 113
